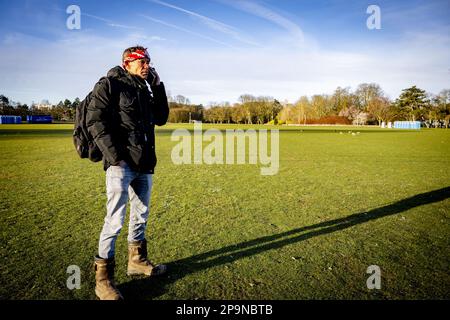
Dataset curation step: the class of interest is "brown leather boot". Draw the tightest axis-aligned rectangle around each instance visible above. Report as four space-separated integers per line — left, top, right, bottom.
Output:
127 239 167 276
94 256 123 300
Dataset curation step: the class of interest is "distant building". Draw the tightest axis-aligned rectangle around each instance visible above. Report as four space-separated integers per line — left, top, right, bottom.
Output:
34 103 53 110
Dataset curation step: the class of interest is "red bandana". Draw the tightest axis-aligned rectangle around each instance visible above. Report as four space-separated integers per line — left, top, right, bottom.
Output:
123 49 150 63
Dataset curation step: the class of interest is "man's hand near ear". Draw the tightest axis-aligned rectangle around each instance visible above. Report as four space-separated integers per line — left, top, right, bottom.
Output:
148 67 160 86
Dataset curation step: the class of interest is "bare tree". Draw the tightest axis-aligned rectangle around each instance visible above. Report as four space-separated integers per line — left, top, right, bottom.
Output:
355 83 384 111
367 96 393 124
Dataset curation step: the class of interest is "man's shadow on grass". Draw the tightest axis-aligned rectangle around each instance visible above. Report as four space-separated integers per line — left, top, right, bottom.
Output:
118 186 450 299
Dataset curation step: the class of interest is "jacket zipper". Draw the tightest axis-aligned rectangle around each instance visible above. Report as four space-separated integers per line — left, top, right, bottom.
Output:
136 85 148 142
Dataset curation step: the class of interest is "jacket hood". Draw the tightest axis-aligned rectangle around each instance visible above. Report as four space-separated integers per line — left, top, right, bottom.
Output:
107 66 146 88
107 66 128 79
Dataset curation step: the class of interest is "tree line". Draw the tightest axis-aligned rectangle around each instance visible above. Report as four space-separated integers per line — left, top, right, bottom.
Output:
167 84 450 126
0 96 80 121
168 94 283 124
1 84 449 125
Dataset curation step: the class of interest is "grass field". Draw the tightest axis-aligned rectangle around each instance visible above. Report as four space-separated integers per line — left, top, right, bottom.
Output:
0 123 449 300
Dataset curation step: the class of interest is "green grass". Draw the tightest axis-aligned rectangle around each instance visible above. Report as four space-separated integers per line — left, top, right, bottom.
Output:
0 123 449 300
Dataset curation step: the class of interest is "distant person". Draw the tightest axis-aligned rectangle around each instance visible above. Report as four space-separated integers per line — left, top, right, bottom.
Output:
86 46 169 300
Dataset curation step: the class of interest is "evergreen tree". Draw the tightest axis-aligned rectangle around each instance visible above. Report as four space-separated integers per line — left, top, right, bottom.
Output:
394 86 430 121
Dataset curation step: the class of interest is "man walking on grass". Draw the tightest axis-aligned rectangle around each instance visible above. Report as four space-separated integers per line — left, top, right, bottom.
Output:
86 46 169 300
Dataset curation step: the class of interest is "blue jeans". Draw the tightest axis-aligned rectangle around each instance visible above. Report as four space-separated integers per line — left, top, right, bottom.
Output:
98 163 153 259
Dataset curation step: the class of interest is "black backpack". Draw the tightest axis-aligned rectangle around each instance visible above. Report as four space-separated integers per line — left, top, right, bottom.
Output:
73 76 120 162
73 90 103 162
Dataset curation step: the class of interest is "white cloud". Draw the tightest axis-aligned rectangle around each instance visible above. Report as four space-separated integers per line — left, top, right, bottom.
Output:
148 0 259 46
0 32 161 104
140 15 235 48
150 32 450 104
82 12 143 30
219 0 305 45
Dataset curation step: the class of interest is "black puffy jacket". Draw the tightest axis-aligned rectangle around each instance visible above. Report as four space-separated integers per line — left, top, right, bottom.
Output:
86 66 169 173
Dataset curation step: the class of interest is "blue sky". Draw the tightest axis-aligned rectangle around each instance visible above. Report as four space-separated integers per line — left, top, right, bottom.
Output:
0 0 449 106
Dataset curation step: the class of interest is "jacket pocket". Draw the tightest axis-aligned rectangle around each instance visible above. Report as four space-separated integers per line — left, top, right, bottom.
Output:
127 131 144 146
126 131 145 168
119 92 136 111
